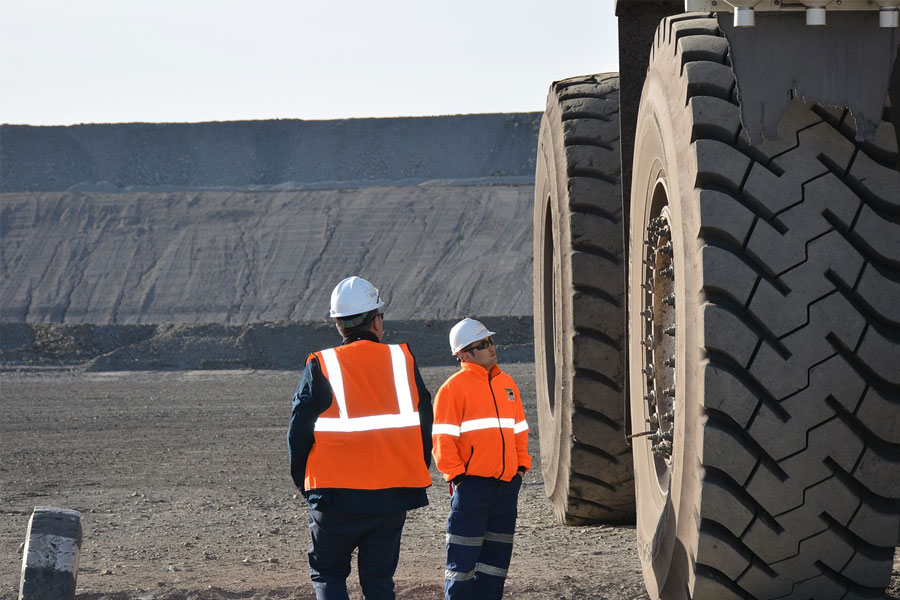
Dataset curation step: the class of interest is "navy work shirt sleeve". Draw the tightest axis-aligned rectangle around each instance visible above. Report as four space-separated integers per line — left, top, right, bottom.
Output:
411 357 433 469
287 356 333 494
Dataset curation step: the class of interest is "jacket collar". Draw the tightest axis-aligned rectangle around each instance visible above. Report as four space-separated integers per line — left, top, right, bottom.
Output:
341 330 380 345
460 360 501 379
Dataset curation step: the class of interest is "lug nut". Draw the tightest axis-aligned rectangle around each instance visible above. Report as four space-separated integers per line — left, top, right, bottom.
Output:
664 326 675 336
663 294 675 307
664 355 676 367
663 386 675 397
644 390 656 403
641 364 654 377
659 243 673 256
660 266 675 279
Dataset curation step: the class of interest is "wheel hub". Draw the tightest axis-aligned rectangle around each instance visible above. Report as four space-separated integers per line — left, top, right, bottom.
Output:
639 208 677 472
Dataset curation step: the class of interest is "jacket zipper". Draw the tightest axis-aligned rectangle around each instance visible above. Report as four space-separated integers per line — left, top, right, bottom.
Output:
487 371 507 478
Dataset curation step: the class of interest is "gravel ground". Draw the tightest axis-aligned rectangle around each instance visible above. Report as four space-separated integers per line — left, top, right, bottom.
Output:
0 364 648 600
1 365 898 600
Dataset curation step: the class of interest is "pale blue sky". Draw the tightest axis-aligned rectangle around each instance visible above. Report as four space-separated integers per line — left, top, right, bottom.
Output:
0 0 619 126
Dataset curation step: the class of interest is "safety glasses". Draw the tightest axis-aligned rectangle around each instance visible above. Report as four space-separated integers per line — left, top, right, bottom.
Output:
465 338 494 352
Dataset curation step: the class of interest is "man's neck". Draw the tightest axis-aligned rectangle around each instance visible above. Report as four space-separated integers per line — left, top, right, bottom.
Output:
341 330 380 345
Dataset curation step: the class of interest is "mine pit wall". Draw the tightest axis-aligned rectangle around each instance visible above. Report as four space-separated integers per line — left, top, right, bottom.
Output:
1 115 540 368
1 185 534 324
0 114 540 193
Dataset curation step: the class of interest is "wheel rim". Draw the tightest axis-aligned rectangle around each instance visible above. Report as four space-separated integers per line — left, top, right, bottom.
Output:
538 190 563 495
639 182 677 494
541 196 558 415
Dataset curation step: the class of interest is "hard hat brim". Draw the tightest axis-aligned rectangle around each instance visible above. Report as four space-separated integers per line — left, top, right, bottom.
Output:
451 330 496 355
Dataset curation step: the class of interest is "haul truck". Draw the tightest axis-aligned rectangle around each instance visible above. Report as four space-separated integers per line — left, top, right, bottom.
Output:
533 1 900 598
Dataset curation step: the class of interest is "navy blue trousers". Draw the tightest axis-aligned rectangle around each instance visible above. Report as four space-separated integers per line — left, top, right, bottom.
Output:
307 508 406 600
444 475 522 600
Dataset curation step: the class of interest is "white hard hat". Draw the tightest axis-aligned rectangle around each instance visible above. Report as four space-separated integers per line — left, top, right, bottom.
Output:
449 318 496 355
329 276 385 318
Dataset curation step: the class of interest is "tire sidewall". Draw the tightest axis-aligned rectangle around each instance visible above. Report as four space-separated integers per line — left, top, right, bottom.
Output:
629 67 705 598
533 104 575 508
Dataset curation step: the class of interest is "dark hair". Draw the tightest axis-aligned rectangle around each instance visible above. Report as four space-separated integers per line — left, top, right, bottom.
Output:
335 309 380 337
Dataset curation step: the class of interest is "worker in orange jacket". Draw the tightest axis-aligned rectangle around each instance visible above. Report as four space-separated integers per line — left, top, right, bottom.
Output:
288 276 433 600
432 318 531 600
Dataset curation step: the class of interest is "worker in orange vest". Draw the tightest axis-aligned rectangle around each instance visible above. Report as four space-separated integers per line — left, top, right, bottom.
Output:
432 318 531 600
288 276 433 600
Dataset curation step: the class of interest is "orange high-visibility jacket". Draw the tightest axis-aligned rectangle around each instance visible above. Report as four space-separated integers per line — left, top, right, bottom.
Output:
432 362 531 482
304 341 432 491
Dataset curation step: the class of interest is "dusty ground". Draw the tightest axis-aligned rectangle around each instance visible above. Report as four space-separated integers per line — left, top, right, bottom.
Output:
2 365 899 600
1 364 650 600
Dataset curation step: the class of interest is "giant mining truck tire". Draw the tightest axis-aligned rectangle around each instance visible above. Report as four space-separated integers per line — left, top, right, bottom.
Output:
533 73 635 525
628 13 900 600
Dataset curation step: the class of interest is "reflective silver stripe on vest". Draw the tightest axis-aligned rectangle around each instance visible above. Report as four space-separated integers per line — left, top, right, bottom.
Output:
314 412 421 432
475 562 509 578
514 420 529 434
319 348 347 418
484 531 515 544
445 567 476 582
315 344 418 432
446 533 483 546
389 344 414 415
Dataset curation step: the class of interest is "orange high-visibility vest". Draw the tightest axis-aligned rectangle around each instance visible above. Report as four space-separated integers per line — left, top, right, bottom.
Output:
304 340 432 491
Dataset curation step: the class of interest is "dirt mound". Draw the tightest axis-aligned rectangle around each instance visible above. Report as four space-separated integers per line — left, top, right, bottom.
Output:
0 317 534 371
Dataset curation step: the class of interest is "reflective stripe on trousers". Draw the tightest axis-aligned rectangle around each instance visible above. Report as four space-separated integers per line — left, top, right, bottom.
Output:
445 561 509 581
444 476 521 600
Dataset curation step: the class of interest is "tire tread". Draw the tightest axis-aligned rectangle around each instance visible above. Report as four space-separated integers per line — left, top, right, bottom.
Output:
533 73 633 524
637 13 900 598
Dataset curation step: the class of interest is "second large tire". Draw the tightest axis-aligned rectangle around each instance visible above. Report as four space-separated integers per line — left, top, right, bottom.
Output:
533 73 635 525
628 13 900 600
